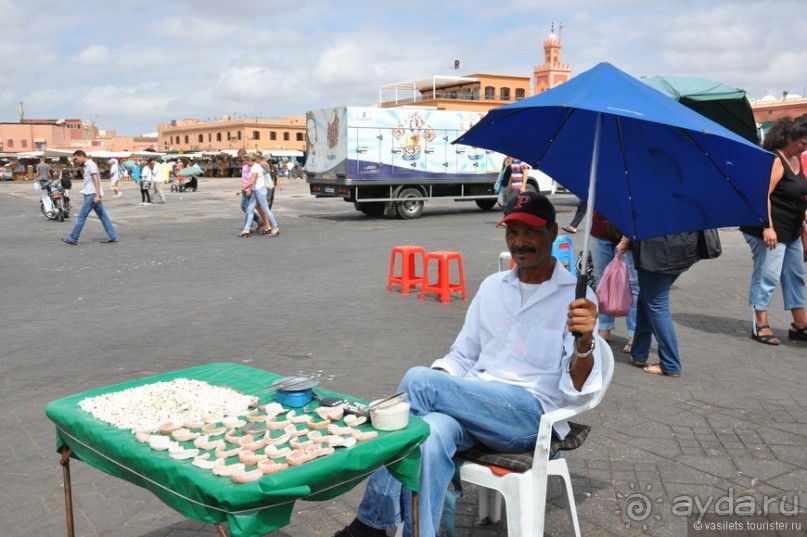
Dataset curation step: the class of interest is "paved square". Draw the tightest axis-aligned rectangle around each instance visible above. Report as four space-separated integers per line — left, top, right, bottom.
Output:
1 177 805 536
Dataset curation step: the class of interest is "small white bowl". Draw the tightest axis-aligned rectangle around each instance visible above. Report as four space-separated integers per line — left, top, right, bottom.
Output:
370 401 410 431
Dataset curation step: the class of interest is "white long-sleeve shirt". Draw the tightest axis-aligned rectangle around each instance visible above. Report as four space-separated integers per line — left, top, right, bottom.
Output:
431 262 603 438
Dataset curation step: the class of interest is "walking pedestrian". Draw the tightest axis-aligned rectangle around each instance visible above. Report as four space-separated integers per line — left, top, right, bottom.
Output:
151 158 167 203
62 150 117 245
109 158 122 198
562 199 587 234
139 158 153 205
257 153 278 208
36 156 53 189
629 232 701 377
238 153 279 237
589 211 639 351
740 115 807 345
234 148 265 230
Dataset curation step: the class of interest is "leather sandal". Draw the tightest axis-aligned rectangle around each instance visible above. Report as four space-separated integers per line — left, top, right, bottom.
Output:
788 323 807 341
751 325 780 346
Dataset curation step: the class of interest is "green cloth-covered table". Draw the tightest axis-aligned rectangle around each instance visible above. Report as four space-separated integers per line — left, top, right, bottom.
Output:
45 363 430 537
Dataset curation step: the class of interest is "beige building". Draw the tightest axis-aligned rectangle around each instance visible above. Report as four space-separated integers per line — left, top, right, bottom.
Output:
0 119 158 153
157 116 306 153
0 119 83 152
751 96 807 127
378 32 570 112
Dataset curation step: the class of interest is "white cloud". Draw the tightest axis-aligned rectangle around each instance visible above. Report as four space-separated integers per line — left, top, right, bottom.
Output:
75 45 113 65
0 0 804 134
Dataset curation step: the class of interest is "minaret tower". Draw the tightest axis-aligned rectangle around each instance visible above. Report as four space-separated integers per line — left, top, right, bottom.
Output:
533 23 572 95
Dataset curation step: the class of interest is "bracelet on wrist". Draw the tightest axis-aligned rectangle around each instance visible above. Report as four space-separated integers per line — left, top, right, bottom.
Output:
568 339 595 373
573 339 595 359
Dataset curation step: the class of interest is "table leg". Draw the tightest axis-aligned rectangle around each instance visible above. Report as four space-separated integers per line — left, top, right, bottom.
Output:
412 491 419 537
59 446 75 537
214 523 229 537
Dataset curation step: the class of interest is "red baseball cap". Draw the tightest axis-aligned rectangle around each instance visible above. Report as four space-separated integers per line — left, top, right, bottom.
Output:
496 192 556 228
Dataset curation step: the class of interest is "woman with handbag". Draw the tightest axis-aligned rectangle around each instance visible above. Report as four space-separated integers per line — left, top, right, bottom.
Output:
740 115 807 345
139 158 153 206
589 211 639 353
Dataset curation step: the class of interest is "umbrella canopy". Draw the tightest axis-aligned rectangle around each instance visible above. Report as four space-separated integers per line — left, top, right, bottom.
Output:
176 165 202 177
454 62 773 242
643 75 759 143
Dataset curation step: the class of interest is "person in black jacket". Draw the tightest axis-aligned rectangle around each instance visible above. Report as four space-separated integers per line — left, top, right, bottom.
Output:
629 232 701 377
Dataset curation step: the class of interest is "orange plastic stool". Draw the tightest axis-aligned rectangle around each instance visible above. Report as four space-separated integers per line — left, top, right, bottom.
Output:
387 246 426 294
420 251 467 304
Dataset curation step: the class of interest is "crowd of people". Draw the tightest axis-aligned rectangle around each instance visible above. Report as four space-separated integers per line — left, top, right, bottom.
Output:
38 149 286 244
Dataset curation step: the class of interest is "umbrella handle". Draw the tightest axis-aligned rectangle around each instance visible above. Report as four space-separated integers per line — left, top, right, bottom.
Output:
572 273 589 338
575 273 588 300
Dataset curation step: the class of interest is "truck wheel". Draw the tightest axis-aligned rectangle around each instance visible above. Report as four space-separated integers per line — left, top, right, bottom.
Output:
475 199 497 211
355 202 385 217
524 182 538 194
395 187 424 219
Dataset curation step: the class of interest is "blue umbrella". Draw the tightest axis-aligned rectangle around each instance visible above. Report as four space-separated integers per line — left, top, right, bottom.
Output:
454 62 773 298
455 62 772 237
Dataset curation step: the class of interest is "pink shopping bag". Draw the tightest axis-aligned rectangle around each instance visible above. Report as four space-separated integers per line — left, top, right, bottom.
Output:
594 251 633 317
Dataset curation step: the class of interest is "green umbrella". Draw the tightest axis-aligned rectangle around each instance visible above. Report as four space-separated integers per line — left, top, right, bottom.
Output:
643 75 759 143
176 165 202 177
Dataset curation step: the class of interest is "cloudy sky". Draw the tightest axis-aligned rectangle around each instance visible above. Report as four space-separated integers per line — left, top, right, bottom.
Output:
1 0 804 136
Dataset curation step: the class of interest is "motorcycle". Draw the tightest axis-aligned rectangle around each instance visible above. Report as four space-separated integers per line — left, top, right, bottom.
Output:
289 164 304 180
40 180 70 222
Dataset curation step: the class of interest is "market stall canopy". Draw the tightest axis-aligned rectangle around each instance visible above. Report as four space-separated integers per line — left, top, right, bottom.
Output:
14 149 75 158
88 151 136 159
164 151 206 160
265 149 304 158
643 75 759 143
216 149 304 158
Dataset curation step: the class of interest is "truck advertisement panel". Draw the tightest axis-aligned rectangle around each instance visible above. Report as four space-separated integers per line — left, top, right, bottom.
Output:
306 107 503 182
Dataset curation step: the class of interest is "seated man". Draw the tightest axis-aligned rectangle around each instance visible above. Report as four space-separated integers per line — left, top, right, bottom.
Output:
335 192 603 537
179 175 198 192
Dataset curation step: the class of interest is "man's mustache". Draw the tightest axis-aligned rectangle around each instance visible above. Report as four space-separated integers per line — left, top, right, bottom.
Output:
511 246 537 255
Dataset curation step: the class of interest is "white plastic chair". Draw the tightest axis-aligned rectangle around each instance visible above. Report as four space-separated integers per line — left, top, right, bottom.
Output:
457 337 615 536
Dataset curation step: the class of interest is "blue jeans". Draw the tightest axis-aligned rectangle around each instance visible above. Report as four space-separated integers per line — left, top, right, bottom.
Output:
630 269 682 375
743 233 806 312
69 194 117 243
240 191 262 228
244 187 277 230
590 237 639 335
357 367 544 537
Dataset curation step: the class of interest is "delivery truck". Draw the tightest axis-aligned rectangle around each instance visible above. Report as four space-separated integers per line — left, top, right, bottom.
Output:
305 106 554 219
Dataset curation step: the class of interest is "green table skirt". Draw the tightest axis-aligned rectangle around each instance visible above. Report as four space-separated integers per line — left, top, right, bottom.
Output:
46 363 429 537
